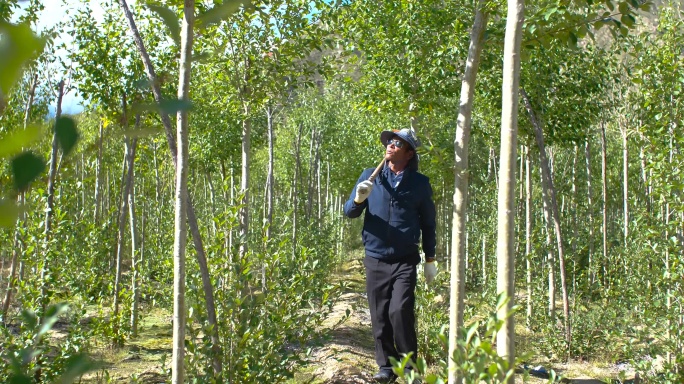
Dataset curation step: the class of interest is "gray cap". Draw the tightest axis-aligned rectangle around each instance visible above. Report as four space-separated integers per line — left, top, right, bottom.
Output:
380 128 421 150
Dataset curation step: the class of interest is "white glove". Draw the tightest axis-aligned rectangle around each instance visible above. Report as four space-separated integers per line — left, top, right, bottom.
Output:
354 180 374 204
424 261 437 284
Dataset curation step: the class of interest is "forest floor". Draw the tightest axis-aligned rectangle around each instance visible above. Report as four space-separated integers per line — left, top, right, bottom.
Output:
43 255 639 383
287 255 640 384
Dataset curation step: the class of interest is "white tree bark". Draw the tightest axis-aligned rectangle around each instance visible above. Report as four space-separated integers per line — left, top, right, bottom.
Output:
600 121 608 284
128 134 140 337
44 80 64 235
113 140 130 344
239 100 251 260
525 146 533 330
171 1 194 382
94 120 104 222
40 80 65 313
522 88 571 356
118 0 221 374
622 125 629 246
495 0 524 378
585 139 595 283
448 5 488 383
266 105 274 241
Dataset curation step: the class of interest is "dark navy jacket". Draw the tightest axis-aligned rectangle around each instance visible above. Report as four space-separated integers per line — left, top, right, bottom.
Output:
343 164 436 264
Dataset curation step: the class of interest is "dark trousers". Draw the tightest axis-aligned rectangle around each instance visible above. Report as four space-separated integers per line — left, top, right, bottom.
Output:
364 255 418 372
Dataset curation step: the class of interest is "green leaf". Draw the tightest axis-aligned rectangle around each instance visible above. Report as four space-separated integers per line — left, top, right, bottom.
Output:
620 14 635 28
8 374 32 384
0 199 20 228
543 7 558 21
122 127 164 138
55 354 101 384
198 0 252 28
618 1 629 15
159 99 193 114
0 125 42 159
0 21 46 95
37 303 69 339
132 99 193 115
55 117 79 156
11 152 45 192
146 5 180 45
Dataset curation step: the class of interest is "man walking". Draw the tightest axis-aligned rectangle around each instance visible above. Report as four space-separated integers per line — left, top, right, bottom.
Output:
343 128 437 383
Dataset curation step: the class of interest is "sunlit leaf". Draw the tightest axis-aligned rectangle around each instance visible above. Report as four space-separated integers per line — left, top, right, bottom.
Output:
0 21 46 95
55 117 79 156
0 125 42 159
147 4 180 45
11 151 45 191
198 0 251 29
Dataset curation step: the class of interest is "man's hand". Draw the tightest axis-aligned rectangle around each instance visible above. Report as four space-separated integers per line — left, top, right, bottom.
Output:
354 180 374 204
424 261 437 284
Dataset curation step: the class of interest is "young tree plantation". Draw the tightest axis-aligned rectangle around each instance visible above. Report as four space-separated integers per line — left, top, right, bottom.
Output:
1 0 683 383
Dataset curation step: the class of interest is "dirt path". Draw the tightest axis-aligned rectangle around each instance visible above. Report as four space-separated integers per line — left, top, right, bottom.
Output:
292 256 639 384
291 257 379 384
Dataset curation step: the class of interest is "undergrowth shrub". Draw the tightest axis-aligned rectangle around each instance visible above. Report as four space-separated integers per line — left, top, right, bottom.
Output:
183 219 343 383
0 303 98 383
394 294 557 384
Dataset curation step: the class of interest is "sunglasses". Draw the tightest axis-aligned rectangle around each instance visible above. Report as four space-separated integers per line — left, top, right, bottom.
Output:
386 139 406 148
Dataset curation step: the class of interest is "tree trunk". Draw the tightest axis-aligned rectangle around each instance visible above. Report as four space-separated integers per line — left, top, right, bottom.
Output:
306 128 316 220
129 135 140 337
541 169 556 319
481 235 486 285
292 123 304 254
665 199 671 365
238 54 252 261
40 80 65 313
172 2 194 382
94 120 104 222
114 112 136 345
118 0 221 375
495 0 524 377
239 101 251 260
448 5 488 383
525 146 533 330
622 125 629 246
600 121 608 284
571 146 578 293
44 80 64 235
266 105 274 241
521 88 571 357
585 139 595 283
639 147 650 213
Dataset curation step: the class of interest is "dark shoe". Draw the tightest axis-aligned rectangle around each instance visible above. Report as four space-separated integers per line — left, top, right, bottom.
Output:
372 370 397 383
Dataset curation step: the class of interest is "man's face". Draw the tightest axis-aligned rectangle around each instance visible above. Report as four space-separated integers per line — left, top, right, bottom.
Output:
385 137 414 163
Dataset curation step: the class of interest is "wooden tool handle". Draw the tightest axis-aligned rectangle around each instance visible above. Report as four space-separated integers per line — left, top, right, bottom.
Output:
368 157 386 182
